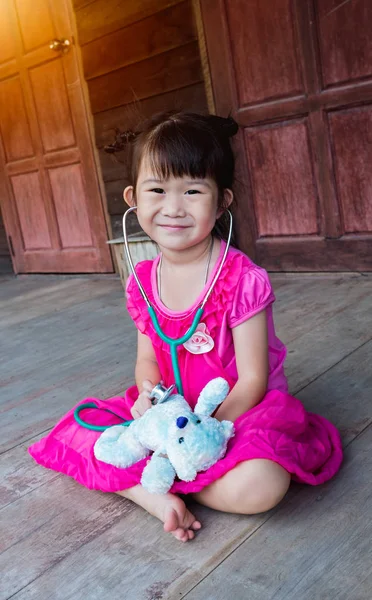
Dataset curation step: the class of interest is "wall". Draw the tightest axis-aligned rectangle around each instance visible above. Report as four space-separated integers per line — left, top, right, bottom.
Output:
73 0 208 238
0 209 12 274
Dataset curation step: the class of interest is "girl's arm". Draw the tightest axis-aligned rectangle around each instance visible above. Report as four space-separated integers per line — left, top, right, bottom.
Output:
135 330 161 392
214 310 269 422
131 331 161 419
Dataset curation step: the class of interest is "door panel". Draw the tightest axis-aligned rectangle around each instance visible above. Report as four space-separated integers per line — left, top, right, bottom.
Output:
0 78 34 160
0 0 112 273
49 164 93 247
246 120 318 236
201 0 372 270
317 0 372 86
226 0 303 104
29 60 76 151
329 107 372 233
11 172 52 249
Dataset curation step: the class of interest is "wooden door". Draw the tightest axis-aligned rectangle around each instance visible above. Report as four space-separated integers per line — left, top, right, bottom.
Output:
200 0 372 271
0 0 113 273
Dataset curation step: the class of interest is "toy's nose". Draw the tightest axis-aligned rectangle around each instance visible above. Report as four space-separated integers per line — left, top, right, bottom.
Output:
176 416 188 429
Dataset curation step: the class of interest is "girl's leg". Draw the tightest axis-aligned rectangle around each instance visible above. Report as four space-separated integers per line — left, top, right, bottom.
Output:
117 486 201 543
193 459 290 514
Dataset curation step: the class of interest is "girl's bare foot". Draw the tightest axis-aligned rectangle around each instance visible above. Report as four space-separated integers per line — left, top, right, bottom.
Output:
117 486 201 542
162 494 201 542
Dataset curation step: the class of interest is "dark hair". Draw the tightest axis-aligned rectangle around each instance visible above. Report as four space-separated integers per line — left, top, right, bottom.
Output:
130 111 239 245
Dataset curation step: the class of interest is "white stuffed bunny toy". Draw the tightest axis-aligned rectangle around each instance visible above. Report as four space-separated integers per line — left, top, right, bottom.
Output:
94 377 234 494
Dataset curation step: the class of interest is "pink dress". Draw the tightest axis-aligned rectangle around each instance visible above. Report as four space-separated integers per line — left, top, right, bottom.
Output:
29 241 343 492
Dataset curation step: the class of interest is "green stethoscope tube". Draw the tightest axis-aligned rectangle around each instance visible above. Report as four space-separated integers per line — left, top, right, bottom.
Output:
74 402 132 431
74 207 232 431
73 311 203 430
148 305 204 395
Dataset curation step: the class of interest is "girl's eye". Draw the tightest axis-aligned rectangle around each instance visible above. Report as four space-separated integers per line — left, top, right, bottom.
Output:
150 188 165 194
185 189 200 195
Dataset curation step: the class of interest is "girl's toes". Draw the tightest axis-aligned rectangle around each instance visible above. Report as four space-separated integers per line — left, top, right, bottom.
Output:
163 508 179 533
173 527 188 542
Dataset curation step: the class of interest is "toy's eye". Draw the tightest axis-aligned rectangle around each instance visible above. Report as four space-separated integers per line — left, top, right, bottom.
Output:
178 437 184 444
196 419 201 424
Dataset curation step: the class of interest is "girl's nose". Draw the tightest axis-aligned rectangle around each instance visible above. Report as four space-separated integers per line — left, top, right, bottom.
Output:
163 195 185 217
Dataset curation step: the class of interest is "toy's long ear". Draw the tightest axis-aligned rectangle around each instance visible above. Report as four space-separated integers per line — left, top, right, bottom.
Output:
194 378 230 417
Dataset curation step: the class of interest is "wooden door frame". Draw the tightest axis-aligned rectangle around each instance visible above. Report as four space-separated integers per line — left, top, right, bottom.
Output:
66 0 114 251
195 0 259 259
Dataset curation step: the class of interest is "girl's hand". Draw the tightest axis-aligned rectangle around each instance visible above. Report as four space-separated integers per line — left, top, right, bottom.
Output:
131 379 154 419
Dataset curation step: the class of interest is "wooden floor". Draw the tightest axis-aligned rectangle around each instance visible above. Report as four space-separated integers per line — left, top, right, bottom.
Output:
1 272 371 600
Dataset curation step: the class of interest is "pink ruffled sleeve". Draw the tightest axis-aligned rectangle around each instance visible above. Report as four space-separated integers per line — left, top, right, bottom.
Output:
228 264 275 328
125 267 150 335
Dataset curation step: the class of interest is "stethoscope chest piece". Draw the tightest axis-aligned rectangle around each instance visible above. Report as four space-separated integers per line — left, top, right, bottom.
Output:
150 383 176 405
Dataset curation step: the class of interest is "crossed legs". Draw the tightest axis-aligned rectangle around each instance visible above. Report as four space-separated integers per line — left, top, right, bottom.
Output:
117 459 290 542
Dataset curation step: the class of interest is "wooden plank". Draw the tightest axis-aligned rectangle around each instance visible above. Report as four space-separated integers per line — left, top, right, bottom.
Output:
286 293 372 394
7 344 372 600
256 235 372 272
0 256 12 274
168 339 372 598
3 306 371 599
183 424 372 600
105 178 128 215
110 212 141 239
94 82 208 149
0 277 121 326
98 149 128 182
0 273 99 301
1 312 136 452
0 338 136 453
270 273 371 345
0 287 127 380
75 0 183 46
0 277 136 453
295 340 372 445
88 41 203 114
0 489 274 599
81 2 196 80
0 432 58 509
0 479 135 598
72 0 95 10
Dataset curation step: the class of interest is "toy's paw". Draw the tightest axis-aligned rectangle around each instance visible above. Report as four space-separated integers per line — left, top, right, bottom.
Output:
94 424 150 468
221 419 235 441
141 454 176 494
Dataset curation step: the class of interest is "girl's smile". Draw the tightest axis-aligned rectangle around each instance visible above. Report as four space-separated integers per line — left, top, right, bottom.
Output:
158 225 191 231
124 164 228 256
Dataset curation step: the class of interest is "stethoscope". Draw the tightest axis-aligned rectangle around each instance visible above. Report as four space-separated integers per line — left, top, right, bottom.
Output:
74 207 233 431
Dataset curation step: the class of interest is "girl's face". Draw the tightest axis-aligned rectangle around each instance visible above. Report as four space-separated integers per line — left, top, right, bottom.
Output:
124 160 232 252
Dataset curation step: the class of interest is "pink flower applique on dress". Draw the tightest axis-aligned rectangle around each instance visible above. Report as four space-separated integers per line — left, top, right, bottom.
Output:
183 323 214 355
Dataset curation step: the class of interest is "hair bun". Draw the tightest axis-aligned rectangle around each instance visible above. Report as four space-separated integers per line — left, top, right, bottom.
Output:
207 115 239 138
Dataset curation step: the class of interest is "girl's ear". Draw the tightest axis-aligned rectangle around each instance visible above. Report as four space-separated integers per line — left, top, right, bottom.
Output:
123 186 135 207
217 188 233 218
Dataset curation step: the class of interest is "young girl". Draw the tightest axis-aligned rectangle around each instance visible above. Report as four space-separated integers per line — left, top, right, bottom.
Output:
29 112 343 543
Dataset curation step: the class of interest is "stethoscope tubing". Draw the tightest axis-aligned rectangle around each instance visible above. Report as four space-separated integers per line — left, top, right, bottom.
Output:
122 206 233 311
74 209 232 430
122 207 233 395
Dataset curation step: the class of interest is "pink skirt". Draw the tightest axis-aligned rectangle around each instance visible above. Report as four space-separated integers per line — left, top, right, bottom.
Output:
28 387 343 493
